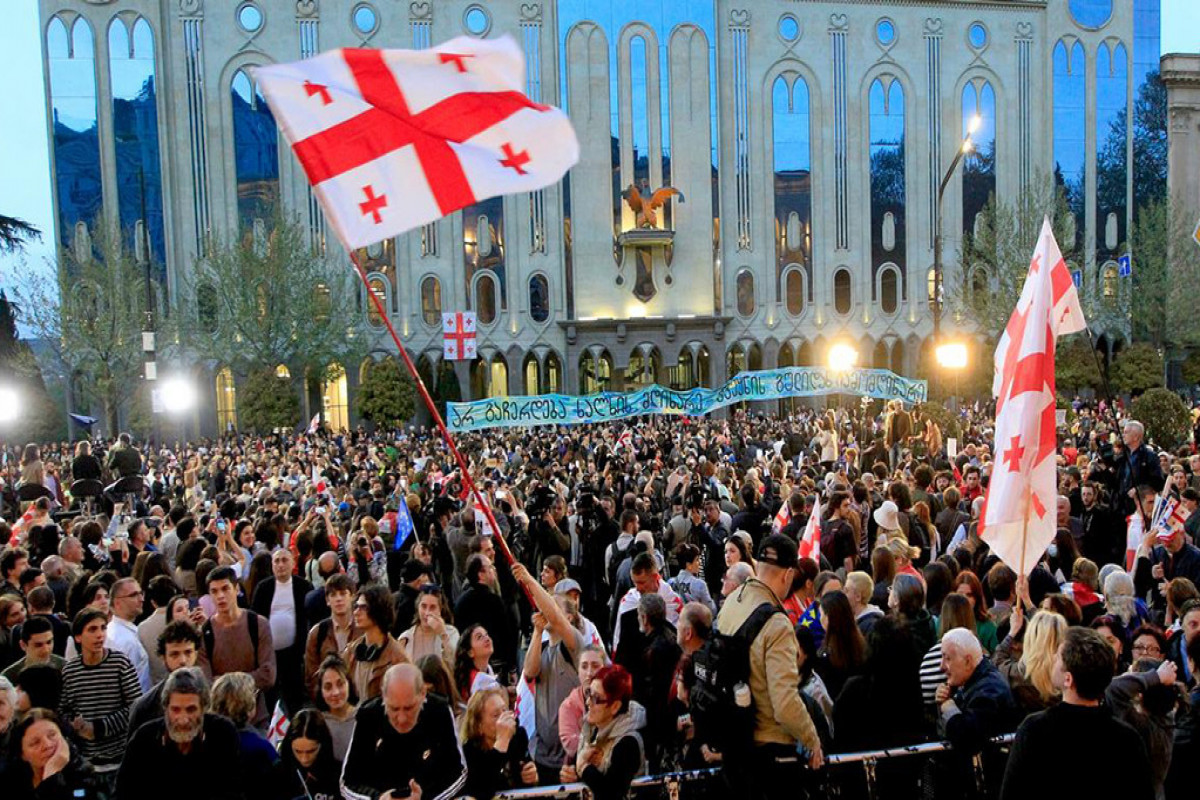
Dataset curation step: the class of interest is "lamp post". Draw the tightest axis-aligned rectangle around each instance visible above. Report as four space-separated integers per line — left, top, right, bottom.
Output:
935 342 969 413
932 115 981 341
827 343 858 410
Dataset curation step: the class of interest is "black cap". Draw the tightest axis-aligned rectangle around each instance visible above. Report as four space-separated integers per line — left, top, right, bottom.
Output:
402 559 433 583
757 534 798 569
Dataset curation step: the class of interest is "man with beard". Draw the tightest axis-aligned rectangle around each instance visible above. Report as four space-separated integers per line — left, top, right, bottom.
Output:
116 667 241 800
1079 481 1122 567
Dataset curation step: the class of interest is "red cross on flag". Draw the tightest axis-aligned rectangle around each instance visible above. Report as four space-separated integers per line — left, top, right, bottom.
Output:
253 36 579 250
443 311 477 361
980 218 1087 574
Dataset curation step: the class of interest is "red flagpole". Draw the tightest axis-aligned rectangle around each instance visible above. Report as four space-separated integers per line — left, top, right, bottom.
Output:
348 251 533 605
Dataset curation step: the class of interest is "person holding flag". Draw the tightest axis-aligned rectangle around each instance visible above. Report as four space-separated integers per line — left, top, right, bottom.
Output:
980 218 1087 575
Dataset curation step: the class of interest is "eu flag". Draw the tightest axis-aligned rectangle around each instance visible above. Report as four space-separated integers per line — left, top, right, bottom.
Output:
394 496 415 550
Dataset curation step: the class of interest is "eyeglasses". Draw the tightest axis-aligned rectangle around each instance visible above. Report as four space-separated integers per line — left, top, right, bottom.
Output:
1131 643 1163 656
116 590 144 600
584 688 610 706
354 602 370 610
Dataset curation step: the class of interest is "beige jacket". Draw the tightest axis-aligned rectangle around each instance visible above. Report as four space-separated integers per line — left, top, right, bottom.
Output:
715 578 820 752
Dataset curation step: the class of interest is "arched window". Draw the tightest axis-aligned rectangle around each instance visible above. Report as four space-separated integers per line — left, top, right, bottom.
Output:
873 340 890 369
420 276 442 326
880 268 899 314
869 78 906 276
773 75 812 286
669 350 695 390
1054 40 1087 248
628 347 661 387
1096 42 1128 258
197 281 218 332
523 354 540 394
630 36 651 197
1102 265 1119 303
215 368 237 431
313 282 330 323
490 355 508 398
927 267 940 310
109 18 165 269
962 80 996 237
736 269 755 316
834 270 852 315
546 352 561 393
476 274 497 325
890 340 906 374
366 277 386 327
231 68 279 230
785 268 805 316
580 352 612 394
275 364 290 379
463 196 506 305
48 17 102 251
322 363 348 431
529 274 549 322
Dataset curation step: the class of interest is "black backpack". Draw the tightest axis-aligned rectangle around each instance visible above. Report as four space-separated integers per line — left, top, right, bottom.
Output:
689 601 782 761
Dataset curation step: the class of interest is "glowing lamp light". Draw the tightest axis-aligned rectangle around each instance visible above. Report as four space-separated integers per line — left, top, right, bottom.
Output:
827 343 859 372
968 114 982 134
0 387 19 423
159 378 196 414
935 342 969 370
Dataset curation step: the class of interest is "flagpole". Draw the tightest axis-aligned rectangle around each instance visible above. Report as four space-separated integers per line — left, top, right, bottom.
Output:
347 250 534 606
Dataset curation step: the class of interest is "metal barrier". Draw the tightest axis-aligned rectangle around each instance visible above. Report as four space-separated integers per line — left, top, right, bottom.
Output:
495 735 1016 800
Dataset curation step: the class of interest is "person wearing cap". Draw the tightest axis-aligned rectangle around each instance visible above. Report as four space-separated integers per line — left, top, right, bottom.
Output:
543 579 605 651
1133 516 1200 617
715 533 823 797
390 559 433 638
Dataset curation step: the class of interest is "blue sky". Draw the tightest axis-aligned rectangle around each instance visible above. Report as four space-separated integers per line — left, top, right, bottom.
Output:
2 1 1198 295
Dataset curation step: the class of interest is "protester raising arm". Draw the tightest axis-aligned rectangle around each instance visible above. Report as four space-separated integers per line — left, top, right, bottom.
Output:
514 562 579 680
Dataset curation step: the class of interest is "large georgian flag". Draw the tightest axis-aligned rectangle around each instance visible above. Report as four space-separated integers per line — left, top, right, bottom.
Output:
980 218 1087 574
253 36 579 250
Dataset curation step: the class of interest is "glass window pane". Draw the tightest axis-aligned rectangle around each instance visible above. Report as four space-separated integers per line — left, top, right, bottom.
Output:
463 196 506 305
1054 41 1087 249
834 270 852 314
1096 43 1128 260
736 270 755 316
774 76 812 289
465 7 489 36
421 276 442 326
1069 0 1113 29
630 36 650 198
477 275 497 324
231 69 279 230
367 278 385 327
962 81 996 237
968 23 987 49
238 4 263 33
322 363 349 431
48 17 102 251
354 5 377 34
876 19 895 45
110 19 166 272
529 274 549 322
778 16 799 42
785 269 804 316
870 79 906 280
216 368 237 431
881 269 898 314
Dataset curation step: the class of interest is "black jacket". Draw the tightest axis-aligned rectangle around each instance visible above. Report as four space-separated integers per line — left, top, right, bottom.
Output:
940 658 1015 754
1117 444 1165 514
116 714 242 800
1134 542 1200 614
1000 703 1153 800
251 576 314 653
340 695 466 800
1 744 101 800
461 728 532 800
453 581 516 671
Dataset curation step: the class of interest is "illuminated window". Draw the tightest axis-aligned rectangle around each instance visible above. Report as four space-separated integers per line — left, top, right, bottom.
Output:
322 363 348 431
490 357 508 398
736 269 755 316
216 368 237 431
476 274 497 324
275 364 290 379
1102 265 1119 303
785 268 805 316
366 277 386 327
420 276 441 326
834 269 852 315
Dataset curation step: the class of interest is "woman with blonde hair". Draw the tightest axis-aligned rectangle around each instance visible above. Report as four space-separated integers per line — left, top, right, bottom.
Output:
459 686 538 799
994 607 1067 713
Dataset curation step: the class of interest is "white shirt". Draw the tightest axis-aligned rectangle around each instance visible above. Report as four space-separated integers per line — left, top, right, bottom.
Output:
611 580 683 655
269 579 297 650
106 615 152 692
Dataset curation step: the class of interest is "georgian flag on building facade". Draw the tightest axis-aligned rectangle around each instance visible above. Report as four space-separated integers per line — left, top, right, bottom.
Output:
980 218 1086 574
442 311 477 361
253 36 579 250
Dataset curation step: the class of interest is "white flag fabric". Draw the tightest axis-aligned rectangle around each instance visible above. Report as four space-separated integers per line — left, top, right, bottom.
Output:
981 218 1087 574
442 311 478 361
254 36 579 250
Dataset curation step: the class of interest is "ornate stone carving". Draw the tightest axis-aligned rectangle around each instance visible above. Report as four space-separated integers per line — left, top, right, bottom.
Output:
1170 107 1195 133
828 14 848 33
409 2 431 21
296 0 317 18
923 17 943 36
180 0 203 16
82 0 116 5
1016 21 1034 41
520 3 541 23
729 9 750 30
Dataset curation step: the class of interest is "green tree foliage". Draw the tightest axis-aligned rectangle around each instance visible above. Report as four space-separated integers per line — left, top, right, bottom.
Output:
1130 388 1190 450
0 214 40 254
1182 351 1200 388
238 368 300 434
181 214 366 380
356 358 417 427
0 289 61 440
1108 343 1164 396
15 223 160 433
1055 334 1103 395
954 172 1081 342
1128 197 1200 350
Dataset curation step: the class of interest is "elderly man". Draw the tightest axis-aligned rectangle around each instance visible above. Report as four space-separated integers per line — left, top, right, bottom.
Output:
844 571 884 635
936 629 1014 752
251 547 311 714
117 667 241 800
341 663 466 800
1056 495 1083 547
1117 420 1164 514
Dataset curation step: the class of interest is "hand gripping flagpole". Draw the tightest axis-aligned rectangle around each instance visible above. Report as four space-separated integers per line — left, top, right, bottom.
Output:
348 250 535 607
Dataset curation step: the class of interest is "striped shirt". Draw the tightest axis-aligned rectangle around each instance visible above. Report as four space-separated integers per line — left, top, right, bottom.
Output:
919 642 946 706
60 649 143 767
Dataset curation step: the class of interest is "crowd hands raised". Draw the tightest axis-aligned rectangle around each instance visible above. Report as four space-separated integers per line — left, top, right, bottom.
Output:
0 397 1198 800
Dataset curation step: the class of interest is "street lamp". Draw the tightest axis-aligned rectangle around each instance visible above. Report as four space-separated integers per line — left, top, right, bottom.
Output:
828 342 859 373
932 114 982 341
935 342 969 370
0 387 19 424
158 378 196 415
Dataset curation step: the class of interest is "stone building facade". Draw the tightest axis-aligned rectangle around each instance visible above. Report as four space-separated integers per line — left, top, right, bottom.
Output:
37 0 1152 433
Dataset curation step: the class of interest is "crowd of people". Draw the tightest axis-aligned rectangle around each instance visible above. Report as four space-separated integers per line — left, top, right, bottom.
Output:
0 396 1198 800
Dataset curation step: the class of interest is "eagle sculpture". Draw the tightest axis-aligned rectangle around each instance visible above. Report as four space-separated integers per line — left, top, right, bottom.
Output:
622 184 685 229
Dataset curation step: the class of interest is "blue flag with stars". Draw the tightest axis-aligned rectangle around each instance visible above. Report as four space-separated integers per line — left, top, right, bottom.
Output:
394 496 415 550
